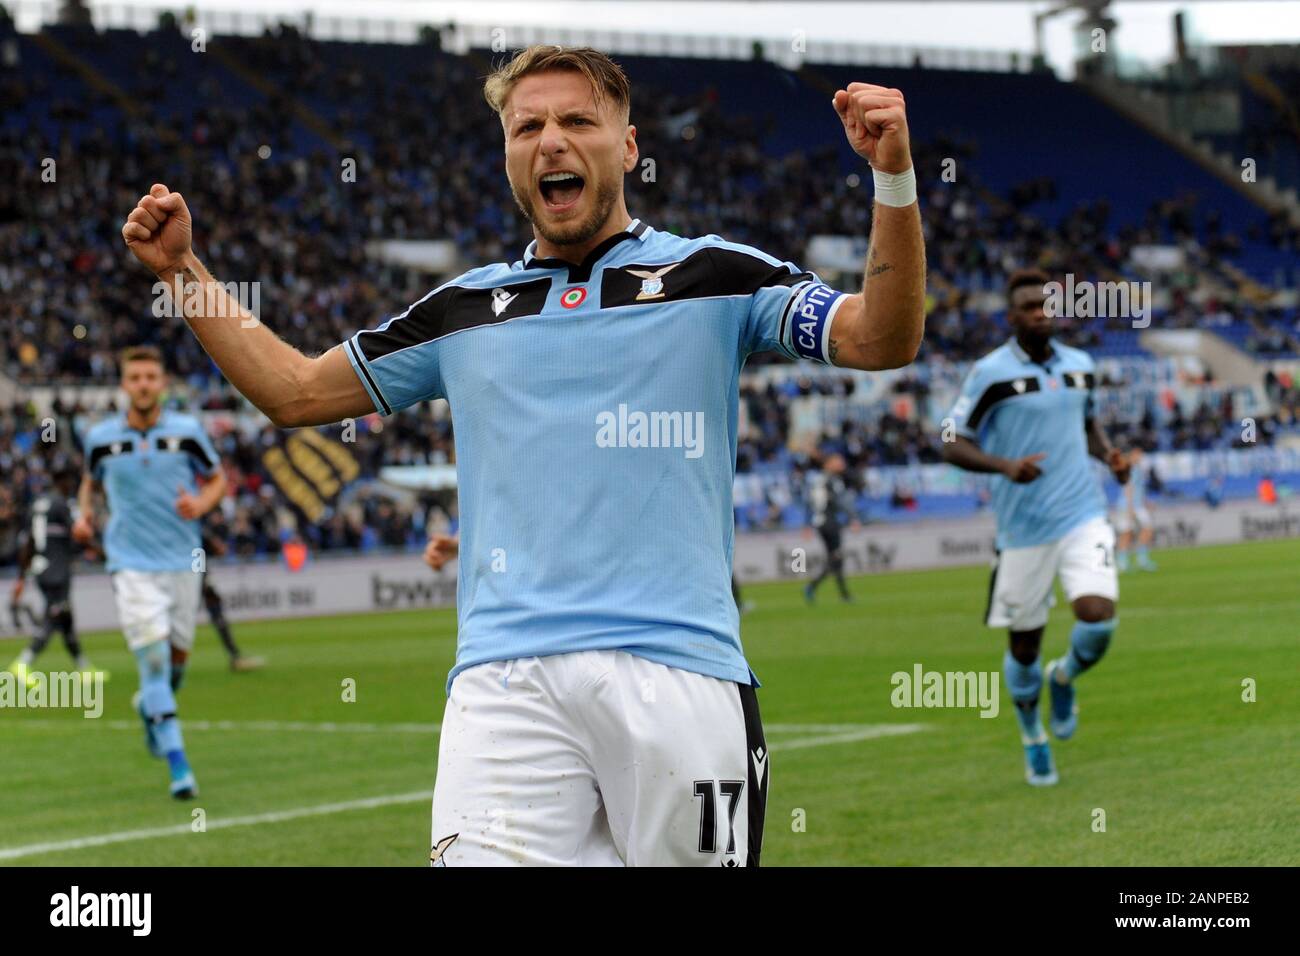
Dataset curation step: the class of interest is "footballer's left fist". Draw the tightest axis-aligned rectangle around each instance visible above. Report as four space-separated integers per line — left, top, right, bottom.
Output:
175 486 203 521
123 183 193 276
423 534 459 572
832 83 911 173
1108 448 1132 485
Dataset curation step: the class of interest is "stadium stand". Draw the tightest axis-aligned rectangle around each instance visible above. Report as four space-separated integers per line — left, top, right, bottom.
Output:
2 14 1298 563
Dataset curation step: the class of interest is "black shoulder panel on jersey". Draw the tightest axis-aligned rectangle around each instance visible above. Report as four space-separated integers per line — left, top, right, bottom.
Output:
1062 371 1096 391
87 440 134 473
966 377 1042 431
87 445 107 473
355 278 552 361
155 436 216 470
600 246 810 310
707 248 812 294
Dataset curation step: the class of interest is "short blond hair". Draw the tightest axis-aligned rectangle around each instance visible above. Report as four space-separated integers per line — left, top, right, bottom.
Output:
483 45 631 122
118 344 164 369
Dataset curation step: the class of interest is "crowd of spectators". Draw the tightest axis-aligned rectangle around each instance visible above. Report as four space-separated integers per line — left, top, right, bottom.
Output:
4 19 1299 384
736 363 1297 480
3 20 1299 563
0 397 456 568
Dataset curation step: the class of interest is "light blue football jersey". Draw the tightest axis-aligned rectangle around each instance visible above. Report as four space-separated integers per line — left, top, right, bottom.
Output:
948 337 1106 550
83 411 221 572
345 219 850 689
1129 455 1152 509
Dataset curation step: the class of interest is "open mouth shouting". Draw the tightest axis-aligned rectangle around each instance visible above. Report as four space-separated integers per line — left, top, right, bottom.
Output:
538 170 586 213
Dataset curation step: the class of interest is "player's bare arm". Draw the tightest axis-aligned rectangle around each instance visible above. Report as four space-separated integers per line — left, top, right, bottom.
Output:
176 472 227 522
824 83 926 371
1087 418 1130 484
9 540 31 605
122 184 373 428
73 474 98 543
943 435 1045 484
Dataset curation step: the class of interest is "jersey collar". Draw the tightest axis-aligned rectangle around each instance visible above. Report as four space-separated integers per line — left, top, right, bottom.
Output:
121 408 168 435
519 219 652 284
1007 336 1059 368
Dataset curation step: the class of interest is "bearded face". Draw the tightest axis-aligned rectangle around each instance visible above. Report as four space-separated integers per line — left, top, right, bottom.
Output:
502 71 636 253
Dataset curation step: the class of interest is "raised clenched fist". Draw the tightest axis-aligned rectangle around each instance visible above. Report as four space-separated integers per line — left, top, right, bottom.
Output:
122 183 193 275
832 83 912 173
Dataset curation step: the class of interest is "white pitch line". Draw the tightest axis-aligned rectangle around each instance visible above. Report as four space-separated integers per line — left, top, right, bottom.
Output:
766 723 905 734
0 722 926 862
13 718 443 735
156 719 444 735
0 790 435 862
18 719 910 738
769 723 926 751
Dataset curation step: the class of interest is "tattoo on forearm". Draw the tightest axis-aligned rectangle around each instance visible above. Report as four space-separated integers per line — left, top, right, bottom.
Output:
828 338 840 363
868 261 894 278
177 267 203 319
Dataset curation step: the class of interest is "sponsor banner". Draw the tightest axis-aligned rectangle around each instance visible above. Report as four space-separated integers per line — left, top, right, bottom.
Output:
1 500 1293 636
735 499 1297 582
3 556 459 636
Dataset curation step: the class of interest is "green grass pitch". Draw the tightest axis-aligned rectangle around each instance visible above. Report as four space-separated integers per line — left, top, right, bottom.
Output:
2 537 1296 866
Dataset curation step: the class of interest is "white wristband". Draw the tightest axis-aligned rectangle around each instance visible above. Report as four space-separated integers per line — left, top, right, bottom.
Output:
872 166 917 207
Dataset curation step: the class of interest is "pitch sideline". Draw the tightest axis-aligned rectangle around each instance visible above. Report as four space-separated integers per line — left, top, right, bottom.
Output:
0 722 927 861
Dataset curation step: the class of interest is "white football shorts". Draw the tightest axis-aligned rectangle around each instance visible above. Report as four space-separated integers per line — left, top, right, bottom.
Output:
1111 506 1152 535
430 650 768 867
985 516 1119 631
111 569 202 652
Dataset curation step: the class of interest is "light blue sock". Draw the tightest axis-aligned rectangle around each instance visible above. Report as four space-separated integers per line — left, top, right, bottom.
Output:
155 718 184 755
1062 618 1116 680
1003 650 1044 742
134 643 185 755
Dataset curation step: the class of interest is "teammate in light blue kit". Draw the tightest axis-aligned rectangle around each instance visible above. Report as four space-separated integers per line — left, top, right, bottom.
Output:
122 48 927 864
944 269 1130 786
75 346 226 798
1115 446 1158 572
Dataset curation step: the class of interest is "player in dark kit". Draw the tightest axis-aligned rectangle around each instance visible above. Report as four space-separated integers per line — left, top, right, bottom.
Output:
804 454 857 604
199 531 265 673
6 468 107 683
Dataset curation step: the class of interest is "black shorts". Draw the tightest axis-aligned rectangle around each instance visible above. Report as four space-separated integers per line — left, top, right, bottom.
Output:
37 580 72 617
816 524 842 554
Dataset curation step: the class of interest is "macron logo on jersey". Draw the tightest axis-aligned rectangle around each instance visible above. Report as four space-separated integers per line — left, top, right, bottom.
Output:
491 288 518 317
789 282 846 363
